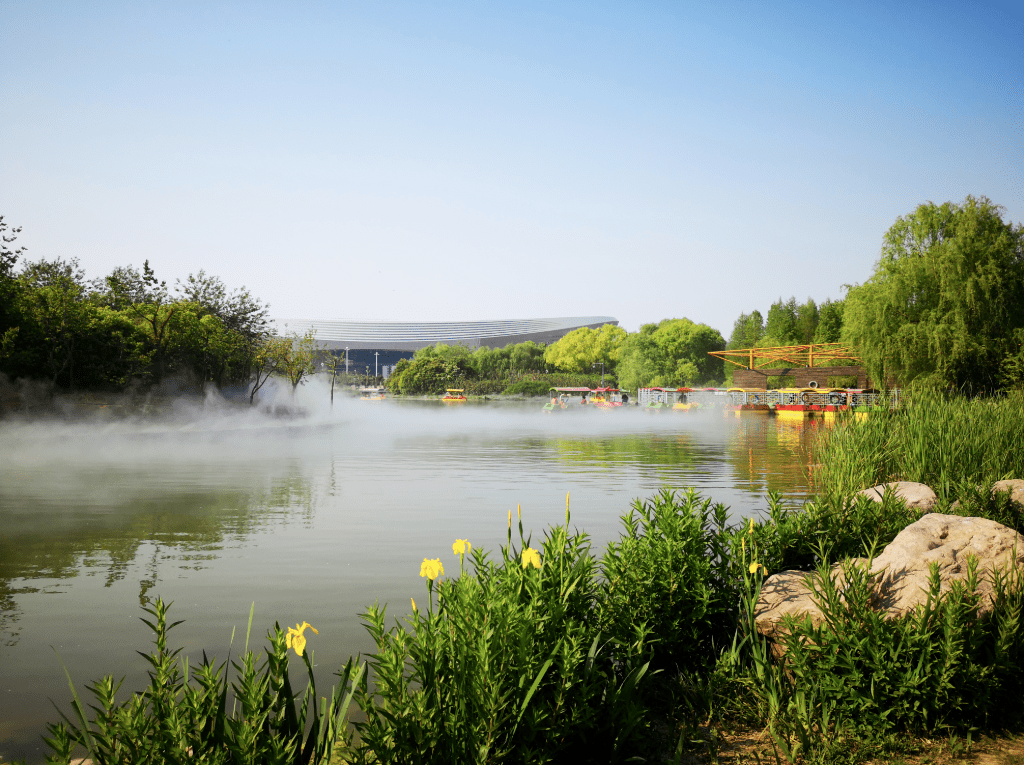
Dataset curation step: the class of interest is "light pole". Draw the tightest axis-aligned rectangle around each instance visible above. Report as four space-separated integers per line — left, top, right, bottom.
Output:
375 351 379 379
345 347 349 375
592 362 605 386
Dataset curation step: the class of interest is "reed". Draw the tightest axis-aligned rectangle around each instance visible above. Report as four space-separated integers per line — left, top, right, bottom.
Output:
812 389 1024 501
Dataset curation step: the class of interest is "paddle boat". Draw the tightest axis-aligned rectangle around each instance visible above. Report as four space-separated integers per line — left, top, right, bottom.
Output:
591 387 628 409
442 389 467 404
773 387 822 420
672 387 695 411
724 388 772 417
543 387 595 412
360 387 387 401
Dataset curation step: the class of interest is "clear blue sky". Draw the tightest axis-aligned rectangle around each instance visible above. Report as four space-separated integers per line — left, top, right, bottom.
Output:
2 0 1021 335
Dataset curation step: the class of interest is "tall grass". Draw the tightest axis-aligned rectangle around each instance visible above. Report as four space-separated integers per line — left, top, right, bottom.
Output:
812 389 1024 499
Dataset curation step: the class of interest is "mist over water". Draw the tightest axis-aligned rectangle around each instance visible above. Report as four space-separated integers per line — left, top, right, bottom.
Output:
0 380 820 762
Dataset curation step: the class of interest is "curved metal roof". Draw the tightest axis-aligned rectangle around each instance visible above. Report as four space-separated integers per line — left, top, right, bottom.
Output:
273 316 617 344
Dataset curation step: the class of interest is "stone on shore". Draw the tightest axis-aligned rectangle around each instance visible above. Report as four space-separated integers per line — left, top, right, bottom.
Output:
857 481 938 513
754 513 1024 646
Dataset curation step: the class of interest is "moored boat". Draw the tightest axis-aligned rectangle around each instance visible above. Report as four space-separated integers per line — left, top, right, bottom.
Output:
724 388 772 417
442 389 468 403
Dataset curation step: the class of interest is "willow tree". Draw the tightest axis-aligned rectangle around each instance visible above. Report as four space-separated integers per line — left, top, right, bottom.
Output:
843 196 1024 390
543 324 626 373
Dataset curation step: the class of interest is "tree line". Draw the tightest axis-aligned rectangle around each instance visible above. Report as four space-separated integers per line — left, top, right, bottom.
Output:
0 218 319 402
5 194 1021 399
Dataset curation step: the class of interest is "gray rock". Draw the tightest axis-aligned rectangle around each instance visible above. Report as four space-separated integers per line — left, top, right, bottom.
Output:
857 481 938 513
754 513 1024 645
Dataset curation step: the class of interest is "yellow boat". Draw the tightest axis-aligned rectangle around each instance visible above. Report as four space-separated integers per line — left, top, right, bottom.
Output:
442 388 467 404
360 387 386 401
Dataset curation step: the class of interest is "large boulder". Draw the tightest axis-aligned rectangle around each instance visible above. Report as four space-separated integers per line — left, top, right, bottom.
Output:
857 481 938 513
754 513 1024 643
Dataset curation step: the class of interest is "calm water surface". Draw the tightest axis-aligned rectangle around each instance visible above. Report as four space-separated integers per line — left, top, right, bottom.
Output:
0 396 825 761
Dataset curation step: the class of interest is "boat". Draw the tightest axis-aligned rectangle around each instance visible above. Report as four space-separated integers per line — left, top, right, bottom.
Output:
773 387 822 420
591 387 629 409
442 389 467 404
638 387 673 411
543 387 594 412
672 388 695 411
724 388 772 417
360 387 386 401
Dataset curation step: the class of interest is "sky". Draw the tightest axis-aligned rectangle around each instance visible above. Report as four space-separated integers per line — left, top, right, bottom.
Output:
1 0 1022 335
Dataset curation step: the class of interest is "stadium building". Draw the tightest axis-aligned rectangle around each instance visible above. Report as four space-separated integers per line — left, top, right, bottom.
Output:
274 316 618 372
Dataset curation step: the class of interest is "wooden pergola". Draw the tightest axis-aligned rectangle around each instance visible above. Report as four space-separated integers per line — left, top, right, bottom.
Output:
709 342 861 370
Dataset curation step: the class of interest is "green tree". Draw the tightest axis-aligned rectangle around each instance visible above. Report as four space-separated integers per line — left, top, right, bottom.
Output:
727 310 764 349
616 319 725 389
16 258 90 387
543 324 626 373
813 298 845 343
273 329 321 393
843 196 1024 390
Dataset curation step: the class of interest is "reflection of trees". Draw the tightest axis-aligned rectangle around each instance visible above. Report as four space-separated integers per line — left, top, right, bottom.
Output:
724 417 824 498
524 432 706 470
0 464 316 646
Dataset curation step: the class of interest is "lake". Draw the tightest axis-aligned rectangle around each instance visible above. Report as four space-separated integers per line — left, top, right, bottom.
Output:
0 389 825 762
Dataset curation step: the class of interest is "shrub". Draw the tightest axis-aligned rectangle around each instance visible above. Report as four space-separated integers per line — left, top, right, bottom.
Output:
599 488 736 673
353 504 655 764
502 380 552 397
45 598 362 765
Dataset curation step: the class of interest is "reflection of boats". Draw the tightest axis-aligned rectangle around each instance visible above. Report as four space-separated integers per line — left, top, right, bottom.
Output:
442 389 467 404
360 387 387 401
543 387 630 412
724 388 771 417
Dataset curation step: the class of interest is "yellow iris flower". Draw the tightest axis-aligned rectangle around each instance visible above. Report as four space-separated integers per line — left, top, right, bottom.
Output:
748 517 755 534
452 539 471 556
411 597 417 613
285 621 318 657
521 547 542 569
420 558 444 580
749 562 766 576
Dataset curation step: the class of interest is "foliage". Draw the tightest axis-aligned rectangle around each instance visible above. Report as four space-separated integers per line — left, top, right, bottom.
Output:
543 324 626 374
501 380 552 397
616 318 725 389
727 310 764 350
273 330 321 392
353 504 655 765
599 489 736 673
0 222 274 394
843 195 1024 390
45 597 363 765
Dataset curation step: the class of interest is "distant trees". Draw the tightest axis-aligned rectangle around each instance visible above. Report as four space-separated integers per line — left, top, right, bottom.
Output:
0 220 276 396
543 325 626 374
843 196 1024 390
615 319 725 390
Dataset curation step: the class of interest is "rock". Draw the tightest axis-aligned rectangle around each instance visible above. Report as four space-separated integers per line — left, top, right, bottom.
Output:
754 513 1024 645
857 481 938 513
992 479 1024 506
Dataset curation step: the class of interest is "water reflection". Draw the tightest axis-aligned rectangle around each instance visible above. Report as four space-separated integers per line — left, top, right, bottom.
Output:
0 402 823 762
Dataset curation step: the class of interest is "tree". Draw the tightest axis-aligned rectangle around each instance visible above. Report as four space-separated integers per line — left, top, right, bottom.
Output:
813 298 845 343
16 258 90 387
616 319 725 390
727 311 764 349
843 196 1024 390
274 330 321 393
0 216 26 365
105 261 179 381
543 324 626 373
